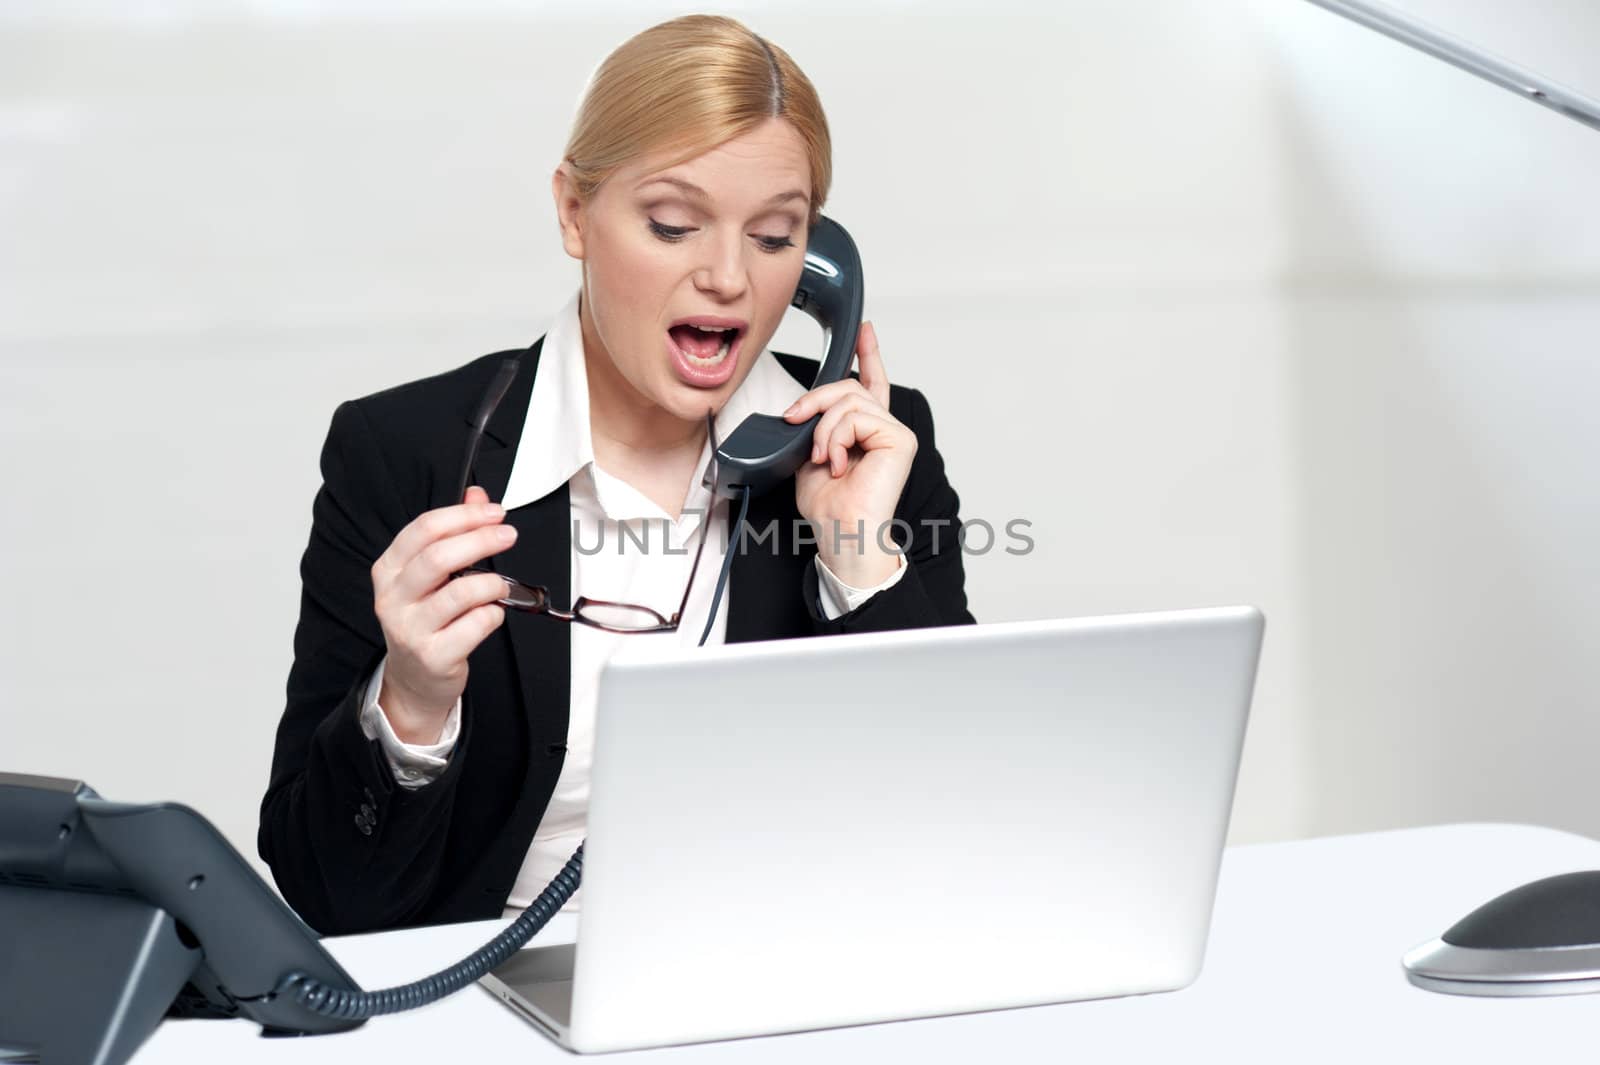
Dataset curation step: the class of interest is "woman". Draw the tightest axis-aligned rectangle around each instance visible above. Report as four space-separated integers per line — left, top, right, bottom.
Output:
259 13 974 936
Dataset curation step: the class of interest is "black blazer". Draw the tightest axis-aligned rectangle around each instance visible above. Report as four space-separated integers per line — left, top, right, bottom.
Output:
259 336 975 935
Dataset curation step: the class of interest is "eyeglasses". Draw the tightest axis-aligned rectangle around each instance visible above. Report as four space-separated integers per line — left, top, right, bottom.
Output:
449 357 717 635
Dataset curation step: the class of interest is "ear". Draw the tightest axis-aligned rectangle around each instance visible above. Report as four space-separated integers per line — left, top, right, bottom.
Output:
551 163 587 260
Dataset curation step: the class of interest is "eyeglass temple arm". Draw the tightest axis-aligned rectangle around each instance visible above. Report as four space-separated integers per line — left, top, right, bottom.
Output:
456 357 521 504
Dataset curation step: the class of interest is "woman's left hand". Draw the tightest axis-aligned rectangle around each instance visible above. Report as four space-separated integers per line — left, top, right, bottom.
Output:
783 320 917 588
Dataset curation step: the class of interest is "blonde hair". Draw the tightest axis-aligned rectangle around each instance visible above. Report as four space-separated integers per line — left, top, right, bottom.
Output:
562 14 832 227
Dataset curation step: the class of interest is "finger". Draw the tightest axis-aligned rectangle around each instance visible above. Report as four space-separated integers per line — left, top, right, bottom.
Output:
377 496 506 579
414 569 515 636
781 376 883 425
424 601 507 676
855 321 891 410
807 391 877 465
823 409 912 477
463 484 489 506
389 521 519 606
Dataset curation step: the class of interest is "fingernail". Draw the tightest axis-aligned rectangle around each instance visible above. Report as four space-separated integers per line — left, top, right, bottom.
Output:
497 524 517 541
486 503 505 518
811 443 820 462
783 402 800 418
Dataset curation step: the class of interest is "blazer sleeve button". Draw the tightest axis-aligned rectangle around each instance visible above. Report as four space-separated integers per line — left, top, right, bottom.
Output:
355 813 374 836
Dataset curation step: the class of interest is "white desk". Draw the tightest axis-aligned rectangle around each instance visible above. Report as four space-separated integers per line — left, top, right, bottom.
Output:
136 823 1600 1063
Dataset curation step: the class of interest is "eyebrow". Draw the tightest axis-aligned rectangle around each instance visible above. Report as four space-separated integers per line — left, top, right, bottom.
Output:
636 175 809 208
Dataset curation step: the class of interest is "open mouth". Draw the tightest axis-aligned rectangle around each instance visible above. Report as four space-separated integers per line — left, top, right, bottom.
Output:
667 322 742 367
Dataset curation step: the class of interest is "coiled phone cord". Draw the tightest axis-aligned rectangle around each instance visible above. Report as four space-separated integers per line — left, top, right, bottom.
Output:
276 843 584 1019
280 485 753 1020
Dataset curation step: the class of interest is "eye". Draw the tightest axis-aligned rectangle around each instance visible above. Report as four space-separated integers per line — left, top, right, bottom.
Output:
648 219 797 254
649 219 692 241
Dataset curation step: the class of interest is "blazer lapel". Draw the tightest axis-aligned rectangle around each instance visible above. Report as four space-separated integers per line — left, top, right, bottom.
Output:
726 477 812 644
493 486 572 755
461 338 573 759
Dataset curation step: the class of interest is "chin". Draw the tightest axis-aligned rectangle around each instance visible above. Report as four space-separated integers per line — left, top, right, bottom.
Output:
657 383 730 423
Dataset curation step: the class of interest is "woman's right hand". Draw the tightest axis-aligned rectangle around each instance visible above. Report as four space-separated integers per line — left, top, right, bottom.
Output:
371 485 518 744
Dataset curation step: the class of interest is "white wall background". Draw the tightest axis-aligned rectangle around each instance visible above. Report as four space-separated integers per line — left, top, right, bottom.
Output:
3 0 1597 881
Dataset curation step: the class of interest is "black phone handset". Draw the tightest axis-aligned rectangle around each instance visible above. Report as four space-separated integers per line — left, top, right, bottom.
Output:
707 212 865 500
282 214 866 1021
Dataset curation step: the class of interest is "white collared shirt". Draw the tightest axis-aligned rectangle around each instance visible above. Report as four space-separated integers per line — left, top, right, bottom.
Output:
357 289 906 916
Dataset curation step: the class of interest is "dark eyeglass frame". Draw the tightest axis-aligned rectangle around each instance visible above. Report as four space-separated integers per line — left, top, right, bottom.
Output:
450 357 718 635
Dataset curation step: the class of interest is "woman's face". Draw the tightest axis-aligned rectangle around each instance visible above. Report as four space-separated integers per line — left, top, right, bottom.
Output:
553 117 812 427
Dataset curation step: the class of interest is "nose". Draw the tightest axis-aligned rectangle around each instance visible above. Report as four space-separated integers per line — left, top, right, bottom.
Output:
692 229 749 301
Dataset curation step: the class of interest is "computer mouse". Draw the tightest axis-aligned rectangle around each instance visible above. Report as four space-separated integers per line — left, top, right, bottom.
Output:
1402 870 1600 996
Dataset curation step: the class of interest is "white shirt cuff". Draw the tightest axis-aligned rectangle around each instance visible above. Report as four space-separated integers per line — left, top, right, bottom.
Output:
357 655 461 789
814 551 908 620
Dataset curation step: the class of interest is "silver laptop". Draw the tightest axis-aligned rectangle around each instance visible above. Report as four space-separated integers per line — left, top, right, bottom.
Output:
480 606 1264 1053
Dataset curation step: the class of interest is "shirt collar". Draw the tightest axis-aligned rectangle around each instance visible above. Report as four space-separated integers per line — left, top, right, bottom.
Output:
500 288 809 515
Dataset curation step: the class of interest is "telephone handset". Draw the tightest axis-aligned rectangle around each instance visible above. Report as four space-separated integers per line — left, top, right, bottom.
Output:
706 212 864 500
